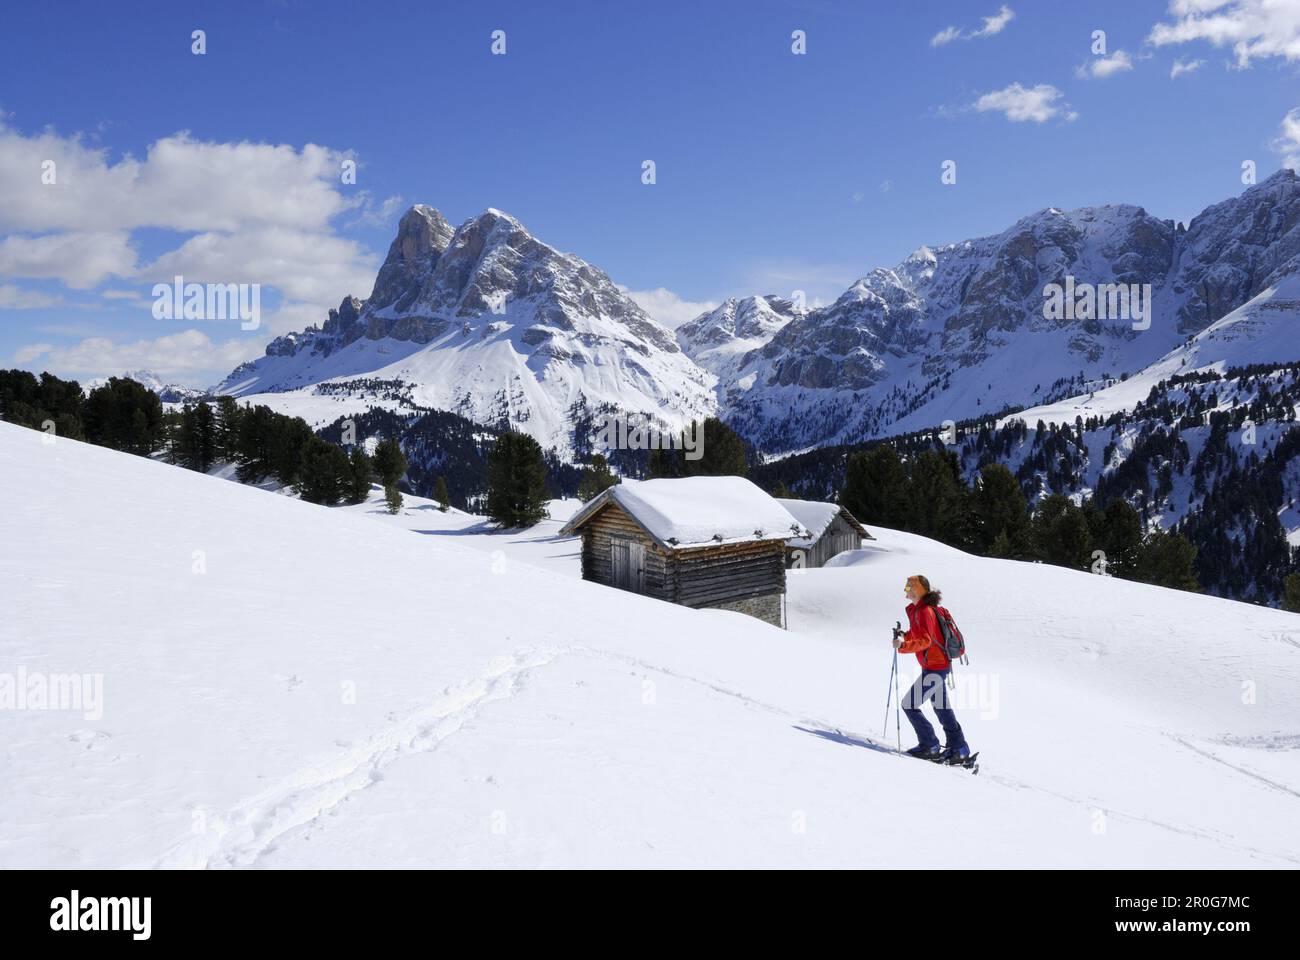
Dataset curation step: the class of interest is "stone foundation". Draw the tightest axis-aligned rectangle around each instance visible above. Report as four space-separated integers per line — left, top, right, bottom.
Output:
704 592 784 628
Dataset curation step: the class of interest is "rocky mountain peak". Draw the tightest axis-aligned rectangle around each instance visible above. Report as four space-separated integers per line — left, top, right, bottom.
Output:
367 205 454 311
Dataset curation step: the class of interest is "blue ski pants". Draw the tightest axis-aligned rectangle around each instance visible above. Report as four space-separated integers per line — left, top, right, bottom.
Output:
901 668 967 751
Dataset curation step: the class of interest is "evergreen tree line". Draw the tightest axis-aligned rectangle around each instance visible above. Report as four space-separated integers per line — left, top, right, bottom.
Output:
1 369 163 453
320 408 488 509
838 445 1202 591
164 398 415 510
750 360 1300 608
0 369 426 513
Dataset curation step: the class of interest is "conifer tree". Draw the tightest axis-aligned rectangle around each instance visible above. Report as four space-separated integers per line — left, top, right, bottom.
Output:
841 446 908 529
576 453 617 502
346 447 373 505
297 436 351 505
1283 572 1300 613
384 483 403 515
214 396 242 462
486 431 548 527
372 437 408 489
971 463 1029 554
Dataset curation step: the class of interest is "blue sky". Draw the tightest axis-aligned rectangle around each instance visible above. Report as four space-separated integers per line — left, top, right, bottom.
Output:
1 0 1298 386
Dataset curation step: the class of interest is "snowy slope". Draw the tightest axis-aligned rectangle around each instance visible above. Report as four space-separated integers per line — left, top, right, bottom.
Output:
675 295 800 385
1006 273 1300 429
2 420 1299 868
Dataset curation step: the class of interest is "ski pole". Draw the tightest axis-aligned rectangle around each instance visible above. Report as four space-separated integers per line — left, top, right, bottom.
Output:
882 647 897 737
893 648 902 753
883 619 904 736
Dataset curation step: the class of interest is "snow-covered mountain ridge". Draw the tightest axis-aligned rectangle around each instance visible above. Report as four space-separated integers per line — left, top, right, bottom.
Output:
683 170 1300 452
211 172 1300 459
215 205 714 454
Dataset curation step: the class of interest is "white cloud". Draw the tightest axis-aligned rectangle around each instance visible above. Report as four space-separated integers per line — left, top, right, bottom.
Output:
0 124 356 234
0 118 376 340
12 329 260 385
1170 57 1206 76
1149 0 1300 67
0 231 136 288
1077 50 1134 78
931 5 1015 46
974 83 1075 123
349 193 407 229
143 227 377 307
1275 107 1300 171
0 284 62 309
930 26 962 47
621 287 720 330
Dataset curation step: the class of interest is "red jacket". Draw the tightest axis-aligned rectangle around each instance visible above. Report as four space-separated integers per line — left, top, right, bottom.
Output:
898 601 951 671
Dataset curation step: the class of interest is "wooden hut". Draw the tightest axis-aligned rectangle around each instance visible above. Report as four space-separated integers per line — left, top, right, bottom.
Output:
777 498 872 569
559 476 806 627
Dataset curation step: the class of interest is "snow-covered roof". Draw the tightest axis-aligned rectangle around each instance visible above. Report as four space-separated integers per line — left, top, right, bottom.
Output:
777 498 870 548
562 476 806 550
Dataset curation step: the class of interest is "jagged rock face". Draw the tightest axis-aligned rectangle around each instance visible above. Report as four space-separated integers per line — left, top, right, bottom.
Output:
214 206 714 453
677 170 1300 453
757 271 927 391
368 205 455 313
1170 170 1300 332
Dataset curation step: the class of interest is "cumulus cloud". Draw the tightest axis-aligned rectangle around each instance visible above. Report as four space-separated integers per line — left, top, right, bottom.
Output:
974 83 1076 123
1077 50 1134 78
0 123 357 234
621 287 720 330
143 227 376 307
931 5 1015 46
0 284 62 309
0 118 373 299
1148 0 1300 67
12 329 259 384
0 117 380 381
1170 57 1206 77
0 231 136 288
1275 107 1300 172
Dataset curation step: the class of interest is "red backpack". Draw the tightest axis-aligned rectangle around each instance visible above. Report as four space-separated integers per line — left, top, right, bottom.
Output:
934 606 968 664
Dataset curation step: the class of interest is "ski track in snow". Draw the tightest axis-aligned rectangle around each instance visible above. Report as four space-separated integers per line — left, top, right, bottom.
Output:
151 646 565 869
1169 735 1300 804
571 647 1300 866
152 643 1300 869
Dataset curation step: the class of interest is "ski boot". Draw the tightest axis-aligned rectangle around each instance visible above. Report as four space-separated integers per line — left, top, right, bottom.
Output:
905 743 942 760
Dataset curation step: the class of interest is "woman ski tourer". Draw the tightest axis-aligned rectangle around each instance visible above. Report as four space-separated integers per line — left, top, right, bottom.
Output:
892 574 971 763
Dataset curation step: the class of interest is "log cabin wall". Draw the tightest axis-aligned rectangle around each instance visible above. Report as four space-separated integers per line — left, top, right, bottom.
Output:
579 502 673 600
797 512 865 568
671 540 787 610
577 501 787 626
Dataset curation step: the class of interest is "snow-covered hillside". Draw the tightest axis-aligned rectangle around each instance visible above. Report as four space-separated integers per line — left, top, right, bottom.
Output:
1008 273 1300 429
2 420 1298 868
